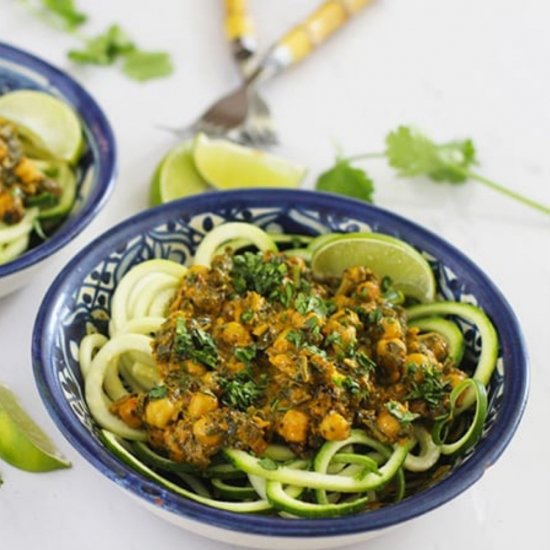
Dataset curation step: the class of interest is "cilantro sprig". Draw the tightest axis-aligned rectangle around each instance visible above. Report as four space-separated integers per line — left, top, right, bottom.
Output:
21 3 173 81
316 125 550 217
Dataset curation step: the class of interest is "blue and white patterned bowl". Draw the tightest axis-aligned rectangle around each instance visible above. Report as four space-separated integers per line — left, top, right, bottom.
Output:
32 190 528 549
0 42 116 297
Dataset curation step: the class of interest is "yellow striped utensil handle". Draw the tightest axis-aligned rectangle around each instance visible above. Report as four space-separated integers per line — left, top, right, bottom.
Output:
265 0 374 70
224 0 257 70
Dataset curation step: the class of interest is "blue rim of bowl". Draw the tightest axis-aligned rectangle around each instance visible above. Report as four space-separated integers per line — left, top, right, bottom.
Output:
0 41 116 277
32 190 529 538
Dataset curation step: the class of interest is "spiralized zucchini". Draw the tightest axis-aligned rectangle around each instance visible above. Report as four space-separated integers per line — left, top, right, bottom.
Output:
80 223 499 518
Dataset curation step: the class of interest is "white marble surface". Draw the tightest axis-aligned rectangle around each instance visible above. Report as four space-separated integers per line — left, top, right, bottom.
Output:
0 0 548 548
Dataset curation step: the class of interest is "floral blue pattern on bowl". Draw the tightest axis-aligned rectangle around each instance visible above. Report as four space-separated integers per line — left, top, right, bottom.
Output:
32 190 528 542
0 41 116 280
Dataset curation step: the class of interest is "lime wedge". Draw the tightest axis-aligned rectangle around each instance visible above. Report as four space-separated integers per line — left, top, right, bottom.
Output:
193 133 306 189
0 90 83 163
150 140 208 206
0 383 71 472
311 233 436 302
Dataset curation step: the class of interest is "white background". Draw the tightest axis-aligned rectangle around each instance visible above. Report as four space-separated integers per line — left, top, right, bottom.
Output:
0 1 548 549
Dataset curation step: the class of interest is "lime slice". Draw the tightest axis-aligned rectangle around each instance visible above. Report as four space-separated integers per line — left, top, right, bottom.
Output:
150 140 208 206
0 90 83 163
193 133 306 189
0 384 71 472
311 233 436 302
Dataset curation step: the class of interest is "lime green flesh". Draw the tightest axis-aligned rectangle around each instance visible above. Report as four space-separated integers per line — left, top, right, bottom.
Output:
150 140 209 206
193 133 306 189
0 90 83 163
0 384 71 472
311 234 436 303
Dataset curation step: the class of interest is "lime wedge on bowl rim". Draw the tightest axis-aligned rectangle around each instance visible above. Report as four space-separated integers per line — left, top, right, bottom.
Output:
0 383 70 472
311 233 436 303
150 140 208 206
193 133 306 190
0 90 83 163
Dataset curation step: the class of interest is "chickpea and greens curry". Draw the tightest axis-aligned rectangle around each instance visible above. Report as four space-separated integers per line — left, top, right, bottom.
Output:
112 251 465 470
83 224 497 517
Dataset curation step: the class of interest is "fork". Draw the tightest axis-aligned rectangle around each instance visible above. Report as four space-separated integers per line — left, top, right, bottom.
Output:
168 0 375 145
224 0 278 146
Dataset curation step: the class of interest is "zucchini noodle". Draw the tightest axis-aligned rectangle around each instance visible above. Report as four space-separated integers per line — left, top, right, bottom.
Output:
0 208 37 264
79 223 499 517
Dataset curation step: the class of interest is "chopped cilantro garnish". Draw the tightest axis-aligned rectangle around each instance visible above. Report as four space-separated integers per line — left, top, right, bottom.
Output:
342 377 361 395
234 345 257 365
325 331 342 347
148 386 168 400
406 366 450 408
231 252 288 300
286 329 304 348
368 309 383 325
174 317 218 369
356 351 377 375
220 373 265 411
240 309 254 323
385 400 420 424
294 293 328 316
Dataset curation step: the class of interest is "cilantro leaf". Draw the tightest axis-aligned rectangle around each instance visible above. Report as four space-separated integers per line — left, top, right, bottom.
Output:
220 373 265 411
385 126 476 184
67 25 174 81
315 159 374 202
68 25 135 65
122 51 174 82
234 345 257 365
41 0 87 29
385 400 419 424
148 386 168 400
174 317 218 369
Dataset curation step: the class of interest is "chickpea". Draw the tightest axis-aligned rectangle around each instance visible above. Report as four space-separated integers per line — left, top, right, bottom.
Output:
193 416 222 446
319 411 350 441
278 409 309 443
188 393 218 419
269 353 295 376
406 352 430 367
272 329 293 353
356 281 380 301
376 338 407 382
145 398 175 429
381 317 403 339
184 359 207 376
113 396 142 429
220 321 251 346
376 409 401 441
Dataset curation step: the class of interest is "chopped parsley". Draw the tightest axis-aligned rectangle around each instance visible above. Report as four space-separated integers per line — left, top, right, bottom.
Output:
174 317 218 369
